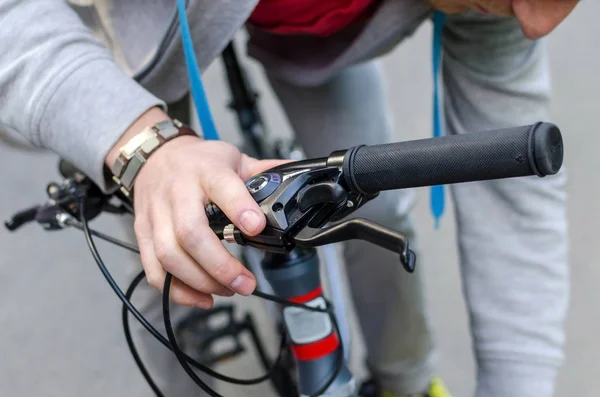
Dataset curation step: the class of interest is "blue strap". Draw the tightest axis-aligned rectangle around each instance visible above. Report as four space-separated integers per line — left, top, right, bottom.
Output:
177 1 445 226
176 0 220 140
431 11 446 229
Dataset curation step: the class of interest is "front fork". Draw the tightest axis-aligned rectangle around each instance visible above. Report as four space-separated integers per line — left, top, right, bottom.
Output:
262 249 357 397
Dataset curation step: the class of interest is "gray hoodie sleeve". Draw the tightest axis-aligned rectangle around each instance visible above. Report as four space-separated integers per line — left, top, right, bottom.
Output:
0 0 166 191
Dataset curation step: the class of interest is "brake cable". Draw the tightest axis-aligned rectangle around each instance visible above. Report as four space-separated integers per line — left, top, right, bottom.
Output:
76 198 344 397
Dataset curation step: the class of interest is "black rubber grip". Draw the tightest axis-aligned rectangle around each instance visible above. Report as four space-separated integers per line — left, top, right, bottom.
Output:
343 122 563 194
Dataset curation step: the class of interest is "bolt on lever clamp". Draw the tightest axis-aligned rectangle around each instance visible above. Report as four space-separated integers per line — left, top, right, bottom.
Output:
211 152 417 273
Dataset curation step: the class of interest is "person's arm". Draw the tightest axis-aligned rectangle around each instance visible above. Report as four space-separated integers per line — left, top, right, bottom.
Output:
0 0 165 191
0 0 288 306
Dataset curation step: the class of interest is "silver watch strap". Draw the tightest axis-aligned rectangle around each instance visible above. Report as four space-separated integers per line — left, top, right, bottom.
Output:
111 119 196 197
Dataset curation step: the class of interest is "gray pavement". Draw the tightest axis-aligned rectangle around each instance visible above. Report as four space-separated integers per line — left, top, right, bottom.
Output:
1 3 599 396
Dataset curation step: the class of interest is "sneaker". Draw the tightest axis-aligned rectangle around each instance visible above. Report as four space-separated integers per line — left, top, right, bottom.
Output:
380 378 452 397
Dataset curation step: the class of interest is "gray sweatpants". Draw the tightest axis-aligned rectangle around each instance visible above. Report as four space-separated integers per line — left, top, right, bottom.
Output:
263 12 569 396
131 12 569 397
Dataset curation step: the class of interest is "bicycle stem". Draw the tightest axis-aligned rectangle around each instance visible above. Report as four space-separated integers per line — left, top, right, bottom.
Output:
261 249 357 397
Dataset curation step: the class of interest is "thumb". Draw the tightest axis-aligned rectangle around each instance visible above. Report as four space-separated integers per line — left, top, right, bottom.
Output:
240 156 292 181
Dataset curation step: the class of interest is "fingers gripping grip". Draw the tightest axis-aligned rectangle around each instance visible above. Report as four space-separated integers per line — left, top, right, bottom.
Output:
343 122 563 194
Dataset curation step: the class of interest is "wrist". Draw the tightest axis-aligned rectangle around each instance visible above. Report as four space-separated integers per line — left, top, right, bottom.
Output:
105 107 171 168
105 108 200 197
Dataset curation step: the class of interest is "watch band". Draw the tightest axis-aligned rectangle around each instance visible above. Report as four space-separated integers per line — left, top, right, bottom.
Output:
111 119 196 197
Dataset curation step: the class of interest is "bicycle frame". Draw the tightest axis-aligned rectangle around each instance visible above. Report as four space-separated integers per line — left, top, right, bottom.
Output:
219 40 357 396
3 31 564 397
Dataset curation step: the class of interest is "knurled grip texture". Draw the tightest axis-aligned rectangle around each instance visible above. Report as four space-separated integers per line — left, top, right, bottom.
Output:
344 122 563 194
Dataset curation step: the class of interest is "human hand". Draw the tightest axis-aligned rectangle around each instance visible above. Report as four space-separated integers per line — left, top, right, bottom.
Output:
512 0 579 39
427 0 579 39
427 0 513 15
106 108 285 308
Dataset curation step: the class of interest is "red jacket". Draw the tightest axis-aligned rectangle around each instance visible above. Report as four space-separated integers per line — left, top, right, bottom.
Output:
248 0 377 36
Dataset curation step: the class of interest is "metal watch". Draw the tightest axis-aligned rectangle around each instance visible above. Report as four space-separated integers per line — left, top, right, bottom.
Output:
110 119 196 197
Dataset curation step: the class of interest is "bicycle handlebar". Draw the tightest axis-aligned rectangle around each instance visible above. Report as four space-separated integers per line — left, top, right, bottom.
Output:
6 122 565 272
342 122 563 194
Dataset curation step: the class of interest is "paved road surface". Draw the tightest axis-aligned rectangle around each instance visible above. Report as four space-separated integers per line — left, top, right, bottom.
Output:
1 4 599 396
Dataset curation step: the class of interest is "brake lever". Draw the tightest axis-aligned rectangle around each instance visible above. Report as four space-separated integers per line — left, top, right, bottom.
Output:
220 218 417 273
6 161 127 233
211 155 417 273
4 205 40 231
4 203 72 232
293 218 416 273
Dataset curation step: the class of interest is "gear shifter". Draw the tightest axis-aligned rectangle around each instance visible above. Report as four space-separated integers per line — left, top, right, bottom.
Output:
209 154 417 273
